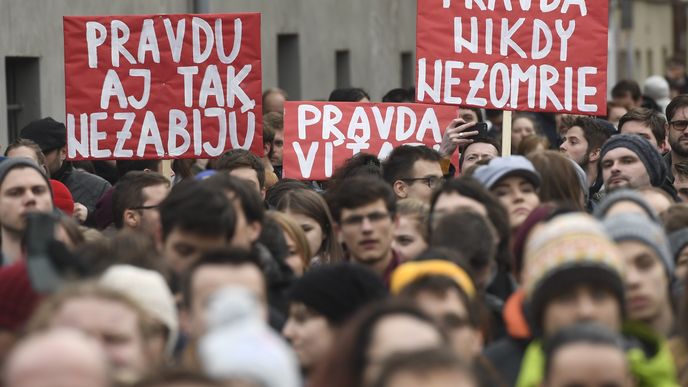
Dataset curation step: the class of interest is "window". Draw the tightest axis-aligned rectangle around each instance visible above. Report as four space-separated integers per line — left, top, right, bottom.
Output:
277 34 301 100
401 52 414 89
335 50 351 89
5 57 40 141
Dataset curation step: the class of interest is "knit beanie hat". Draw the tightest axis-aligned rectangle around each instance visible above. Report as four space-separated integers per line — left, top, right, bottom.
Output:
200 287 301 387
669 228 688 265
0 158 51 195
288 263 387 325
604 213 674 279
100 265 179 355
593 189 660 222
511 204 556 277
19 117 67 152
598 134 666 187
0 261 41 331
390 260 476 299
473 155 541 190
523 213 625 334
49 180 74 216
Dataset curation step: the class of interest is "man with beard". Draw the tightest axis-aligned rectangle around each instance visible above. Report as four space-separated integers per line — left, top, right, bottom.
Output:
599 134 667 193
666 95 688 189
559 117 613 202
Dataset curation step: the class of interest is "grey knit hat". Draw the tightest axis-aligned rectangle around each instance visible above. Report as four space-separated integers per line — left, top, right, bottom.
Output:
473 155 541 190
599 134 667 187
0 158 51 193
593 189 660 222
603 213 674 278
669 228 688 263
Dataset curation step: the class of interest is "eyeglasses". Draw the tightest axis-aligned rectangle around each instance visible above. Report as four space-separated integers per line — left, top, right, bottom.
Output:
400 176 444 189
670 120 688 131
130 204 160 211
341 211 392 227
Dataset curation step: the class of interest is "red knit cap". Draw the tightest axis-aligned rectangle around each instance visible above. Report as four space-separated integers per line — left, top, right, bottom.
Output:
0 261 41 331
50 179 74 216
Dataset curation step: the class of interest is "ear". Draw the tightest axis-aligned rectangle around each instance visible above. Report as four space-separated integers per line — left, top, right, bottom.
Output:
247 221 263 244
334 223 344 244
393 180 408 199
661 137 671 153
123 209 140 228
263 142 271 156
588 147 601 163
59 147 67 162
260 187 266 200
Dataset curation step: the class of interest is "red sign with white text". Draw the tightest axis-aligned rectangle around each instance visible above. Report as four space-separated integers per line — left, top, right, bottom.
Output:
416 0 608 115
64 13 262 160
283 102 458 180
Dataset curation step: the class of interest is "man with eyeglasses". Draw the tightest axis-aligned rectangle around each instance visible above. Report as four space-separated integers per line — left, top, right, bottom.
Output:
382 145 444 204
665 95 688 193
329 176 399 286
112 171 170 244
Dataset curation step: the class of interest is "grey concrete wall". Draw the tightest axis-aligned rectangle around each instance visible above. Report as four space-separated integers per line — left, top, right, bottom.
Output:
0 0 416 145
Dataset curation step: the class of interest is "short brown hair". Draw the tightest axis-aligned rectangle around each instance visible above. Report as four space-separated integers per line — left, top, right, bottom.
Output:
527 150 585 210
4 138 46 166
216 149 266 189
112 171 170 229
618 107 667 144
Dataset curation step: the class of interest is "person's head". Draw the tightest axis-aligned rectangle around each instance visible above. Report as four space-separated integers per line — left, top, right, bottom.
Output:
517 135 550 156
392 260 482 361
0 159 53 237
638 186 674 216
100 265 178 368
527 150 586 210
328 87 370 102
116 159 163 179
523 213 625 337
326 153 383 193
262 88 288 114
429 177 511 272
666 94 688 158
559 116 613 169
159 181 236 275
4 138 48 175
663 204 688 281
611 79 643 110
458 106 482 123
283 263 387 372
429 210 497 289
674 161 688 201
543 323 632 387
372 349 477 387
274 187 343 264
19 117 67 174
473 155 541 230
4 328 111 387
604 214 674 331
382 88 414 103
268 211 311 276
511 113 539 151
216 149 266 196
593 189 660 221
458 137 500 172
329 176 397 269
182 248 267 338
28 282 156 384
112 171 170 241
308 301 444 387
600 133 667 192
606 101 629 129
264 112 284 167
618 107 668 150
202 173 265 250
667 56 687 80
393 199 429 262
382 145 443 203
133 371 223 387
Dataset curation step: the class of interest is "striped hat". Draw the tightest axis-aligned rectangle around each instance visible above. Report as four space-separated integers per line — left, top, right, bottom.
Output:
522 213 625 334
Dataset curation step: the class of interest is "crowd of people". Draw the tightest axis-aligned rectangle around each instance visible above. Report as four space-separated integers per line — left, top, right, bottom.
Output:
4 64 688 387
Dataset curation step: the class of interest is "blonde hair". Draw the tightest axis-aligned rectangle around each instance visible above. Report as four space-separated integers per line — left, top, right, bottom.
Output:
268 211 312 270
396 199 430 242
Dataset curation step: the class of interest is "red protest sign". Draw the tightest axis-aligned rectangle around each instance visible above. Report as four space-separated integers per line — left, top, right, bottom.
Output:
416 0 608 115
283 102 458 180
63 13 262 160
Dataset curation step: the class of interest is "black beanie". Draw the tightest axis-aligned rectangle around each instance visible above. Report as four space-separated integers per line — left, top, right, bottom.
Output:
20 117 67 153
288 263 388 325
